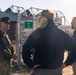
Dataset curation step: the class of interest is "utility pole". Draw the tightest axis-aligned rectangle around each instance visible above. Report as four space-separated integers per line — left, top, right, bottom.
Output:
16 9 21 67
33 14 36 30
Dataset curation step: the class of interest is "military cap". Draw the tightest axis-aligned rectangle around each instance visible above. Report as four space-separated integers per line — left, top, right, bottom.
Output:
41 10 54 19
0 17 11 24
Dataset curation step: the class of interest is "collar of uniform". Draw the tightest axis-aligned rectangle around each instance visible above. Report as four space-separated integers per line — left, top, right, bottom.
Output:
0 30 6 37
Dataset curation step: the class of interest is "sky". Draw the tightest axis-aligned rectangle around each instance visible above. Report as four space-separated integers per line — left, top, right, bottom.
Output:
0 0 76 24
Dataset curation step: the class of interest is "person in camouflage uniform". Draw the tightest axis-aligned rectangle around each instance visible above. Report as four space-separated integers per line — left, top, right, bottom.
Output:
0 17 17 75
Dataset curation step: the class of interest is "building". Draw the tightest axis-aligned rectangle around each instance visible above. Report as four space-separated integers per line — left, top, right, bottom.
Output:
0 10 33 43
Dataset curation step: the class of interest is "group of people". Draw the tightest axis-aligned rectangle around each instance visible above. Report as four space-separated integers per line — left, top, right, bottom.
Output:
0 9 76 75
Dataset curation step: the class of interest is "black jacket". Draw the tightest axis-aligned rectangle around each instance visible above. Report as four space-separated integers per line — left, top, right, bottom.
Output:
72 30 76 62
22 19 76 69
72 30 76 41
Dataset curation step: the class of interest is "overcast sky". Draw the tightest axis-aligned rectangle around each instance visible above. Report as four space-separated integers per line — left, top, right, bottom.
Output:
0 0 76 24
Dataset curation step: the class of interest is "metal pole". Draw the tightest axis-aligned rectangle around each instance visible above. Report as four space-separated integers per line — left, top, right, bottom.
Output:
16 9 21 67
33 14 36 30
64 16 66 25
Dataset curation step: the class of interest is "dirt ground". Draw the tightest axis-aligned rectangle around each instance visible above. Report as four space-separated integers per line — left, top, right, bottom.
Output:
63 66 73 75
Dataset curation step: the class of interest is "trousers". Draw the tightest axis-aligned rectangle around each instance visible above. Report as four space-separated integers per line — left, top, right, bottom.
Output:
34 67 62 75
0 58 10 75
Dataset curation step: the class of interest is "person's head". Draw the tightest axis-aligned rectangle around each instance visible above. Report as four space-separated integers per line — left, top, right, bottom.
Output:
39 10 54 28
0 17 11 33
71 17 76 30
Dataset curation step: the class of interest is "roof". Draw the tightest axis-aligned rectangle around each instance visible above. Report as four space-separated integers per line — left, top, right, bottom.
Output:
0 12 33 22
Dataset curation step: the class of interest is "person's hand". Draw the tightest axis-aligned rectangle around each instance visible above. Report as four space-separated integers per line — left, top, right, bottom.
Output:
12 53 17 60
61 63 67 69
30 65 41 71
30 67 35 71
29 65 41 75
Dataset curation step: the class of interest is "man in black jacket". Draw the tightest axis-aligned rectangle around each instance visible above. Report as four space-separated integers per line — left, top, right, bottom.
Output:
22 10 76 75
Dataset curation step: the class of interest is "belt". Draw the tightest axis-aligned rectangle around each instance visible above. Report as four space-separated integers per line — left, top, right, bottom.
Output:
35 65 61 70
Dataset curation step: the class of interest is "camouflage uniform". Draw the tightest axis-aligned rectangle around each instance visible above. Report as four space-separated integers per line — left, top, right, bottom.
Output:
0 30 14 75
0 58 10 75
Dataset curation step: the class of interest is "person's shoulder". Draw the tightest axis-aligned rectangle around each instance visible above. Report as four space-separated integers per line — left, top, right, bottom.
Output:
57 27 66 33
35 28 41 31
57 27 70 36
30 28 41 38
32 28 41 34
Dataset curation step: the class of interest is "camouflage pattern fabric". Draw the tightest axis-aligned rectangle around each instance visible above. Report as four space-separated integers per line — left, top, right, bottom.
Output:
0 31 14 75
0 57 10 75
